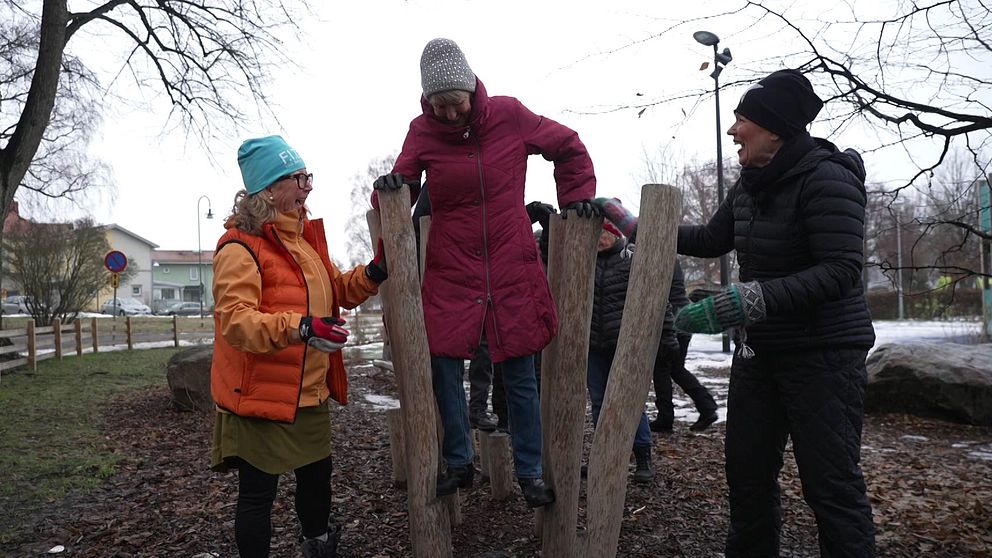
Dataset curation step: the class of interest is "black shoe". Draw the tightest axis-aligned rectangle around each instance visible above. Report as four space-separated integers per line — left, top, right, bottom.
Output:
649 419 673 433
301 524 341 558
632 446 654 484
436 464 475 496
689 411 718 432
470 412 498 432
518 478 555 508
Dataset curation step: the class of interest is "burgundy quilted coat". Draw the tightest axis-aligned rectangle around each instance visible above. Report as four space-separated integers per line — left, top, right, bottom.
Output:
390 78 596 363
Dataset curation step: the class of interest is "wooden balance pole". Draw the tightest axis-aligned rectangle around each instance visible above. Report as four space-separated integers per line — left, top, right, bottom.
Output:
369 187 453 557
584 184 681 558
539 213 602 557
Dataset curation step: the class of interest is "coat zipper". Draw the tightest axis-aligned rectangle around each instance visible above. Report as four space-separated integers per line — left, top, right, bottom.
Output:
471 127 500 349
268 225 311 413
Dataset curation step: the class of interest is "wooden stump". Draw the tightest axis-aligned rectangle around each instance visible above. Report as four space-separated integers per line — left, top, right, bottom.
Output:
487 432 515 501
584 184 681 558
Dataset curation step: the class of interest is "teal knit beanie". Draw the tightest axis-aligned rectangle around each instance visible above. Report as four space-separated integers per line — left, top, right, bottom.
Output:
237 135 306 195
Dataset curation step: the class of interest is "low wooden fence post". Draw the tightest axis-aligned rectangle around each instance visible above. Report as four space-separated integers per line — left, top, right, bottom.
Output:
173 315 179 347
126 316 133 350
74 319 83 356
91 318 99 354
26 319 36 371
53 319 63 360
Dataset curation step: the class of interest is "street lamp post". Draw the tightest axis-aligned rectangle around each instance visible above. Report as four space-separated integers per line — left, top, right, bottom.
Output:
694 30 734 353
197 195 214 321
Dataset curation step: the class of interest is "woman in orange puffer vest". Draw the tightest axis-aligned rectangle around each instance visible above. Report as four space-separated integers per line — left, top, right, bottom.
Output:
210 135 386 558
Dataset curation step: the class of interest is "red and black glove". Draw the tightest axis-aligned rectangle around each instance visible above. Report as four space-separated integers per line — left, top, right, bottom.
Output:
299 316 349 353
365 238 388 283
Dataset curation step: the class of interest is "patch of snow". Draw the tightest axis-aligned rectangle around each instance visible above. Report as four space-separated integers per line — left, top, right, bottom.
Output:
364 393 400 410
899 435 929 443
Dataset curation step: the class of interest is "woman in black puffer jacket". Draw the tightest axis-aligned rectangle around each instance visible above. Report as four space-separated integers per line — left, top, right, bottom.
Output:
597 70 876 558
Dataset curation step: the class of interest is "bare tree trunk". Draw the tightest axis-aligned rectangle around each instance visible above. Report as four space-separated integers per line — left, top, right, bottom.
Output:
368 187 452 557
584 184 681 558
0 0 68 221
539 213 601 557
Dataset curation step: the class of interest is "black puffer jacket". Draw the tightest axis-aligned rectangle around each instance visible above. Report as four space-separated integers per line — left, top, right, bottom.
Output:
678 138 875 352
589 237 678 351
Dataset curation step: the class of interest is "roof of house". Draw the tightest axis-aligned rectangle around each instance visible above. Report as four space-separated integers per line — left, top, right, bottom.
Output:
103 224 160 248
153 250 214 264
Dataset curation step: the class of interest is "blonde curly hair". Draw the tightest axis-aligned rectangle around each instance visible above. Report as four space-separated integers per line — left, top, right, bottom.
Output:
223 190 278 236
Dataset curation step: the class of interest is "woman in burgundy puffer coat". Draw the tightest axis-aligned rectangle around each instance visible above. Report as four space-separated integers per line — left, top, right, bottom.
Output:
372 38 599 508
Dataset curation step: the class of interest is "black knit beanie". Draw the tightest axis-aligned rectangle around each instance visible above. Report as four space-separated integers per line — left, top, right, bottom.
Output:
734 69 823 138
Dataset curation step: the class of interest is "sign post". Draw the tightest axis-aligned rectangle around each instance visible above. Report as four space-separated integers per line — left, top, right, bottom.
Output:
104 251 128 320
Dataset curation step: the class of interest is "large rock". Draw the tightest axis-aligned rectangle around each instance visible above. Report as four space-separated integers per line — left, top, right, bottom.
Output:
166 345 214 412
865 343 992 426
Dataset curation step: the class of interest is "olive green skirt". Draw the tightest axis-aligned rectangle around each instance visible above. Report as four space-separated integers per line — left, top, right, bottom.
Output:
211 400 331 475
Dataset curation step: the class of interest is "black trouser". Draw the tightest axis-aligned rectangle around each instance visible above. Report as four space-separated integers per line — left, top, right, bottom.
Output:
652 335 716 425
724 348 875 558
235 455 333 558
468 339 494 417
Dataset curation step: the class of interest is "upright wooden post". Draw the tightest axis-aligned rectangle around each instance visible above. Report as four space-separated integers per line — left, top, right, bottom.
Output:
173 315 179 347
370 186 452 557
26 319 36 371
539 212 601 557
126 316 133 350
74 319 83 356
90 318 99 354
53 318 63 360
584 185 680 558
387 407 408 488
486 432 515 500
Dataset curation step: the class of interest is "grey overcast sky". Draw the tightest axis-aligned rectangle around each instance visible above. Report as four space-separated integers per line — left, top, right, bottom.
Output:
36 0 979 259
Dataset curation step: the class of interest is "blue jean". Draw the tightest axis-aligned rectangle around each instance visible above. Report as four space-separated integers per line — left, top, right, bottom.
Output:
587 347 652 448
432 354 544 478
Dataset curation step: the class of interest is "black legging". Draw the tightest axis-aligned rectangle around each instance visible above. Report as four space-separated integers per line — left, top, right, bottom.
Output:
235 455 333 558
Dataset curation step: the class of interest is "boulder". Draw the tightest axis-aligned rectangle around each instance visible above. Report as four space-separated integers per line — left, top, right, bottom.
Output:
166 345 214 412
865 342 992 426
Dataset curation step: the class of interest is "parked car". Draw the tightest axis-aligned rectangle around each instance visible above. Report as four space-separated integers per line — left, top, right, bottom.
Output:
161 301 210 317
101 297 151 316
3 295 33 314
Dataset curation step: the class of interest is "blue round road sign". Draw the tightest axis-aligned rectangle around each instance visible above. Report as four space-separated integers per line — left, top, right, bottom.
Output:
105 250 128 273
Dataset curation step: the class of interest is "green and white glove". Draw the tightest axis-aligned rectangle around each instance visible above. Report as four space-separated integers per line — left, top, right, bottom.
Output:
674 281 766 334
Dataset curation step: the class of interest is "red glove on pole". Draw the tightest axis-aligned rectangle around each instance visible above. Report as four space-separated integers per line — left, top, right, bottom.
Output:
365 238 388 283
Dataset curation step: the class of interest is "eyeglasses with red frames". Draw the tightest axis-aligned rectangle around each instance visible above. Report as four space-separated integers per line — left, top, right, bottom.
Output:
281 172 314 189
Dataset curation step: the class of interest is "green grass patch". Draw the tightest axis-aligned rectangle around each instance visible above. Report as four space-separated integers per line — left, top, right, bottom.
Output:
0 347 181 538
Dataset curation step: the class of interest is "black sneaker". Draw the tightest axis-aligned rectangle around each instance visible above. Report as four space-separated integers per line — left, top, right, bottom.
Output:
518 478 555 508
649 419 673 433
469 412 498 432
301 524 341 558
436 464 475 496
689 411 718 432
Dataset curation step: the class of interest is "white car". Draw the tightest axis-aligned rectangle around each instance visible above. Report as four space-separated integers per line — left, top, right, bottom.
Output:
101 297 151 316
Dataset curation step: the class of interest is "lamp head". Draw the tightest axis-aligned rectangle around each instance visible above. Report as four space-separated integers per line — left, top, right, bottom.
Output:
206 209 214 219
715 47 733 65
693 30 720 46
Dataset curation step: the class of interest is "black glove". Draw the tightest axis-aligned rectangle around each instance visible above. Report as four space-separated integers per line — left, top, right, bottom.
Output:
299 316 349 352
373 173 419 191
525 201 557 228
365 238 388 283
561 199 602 219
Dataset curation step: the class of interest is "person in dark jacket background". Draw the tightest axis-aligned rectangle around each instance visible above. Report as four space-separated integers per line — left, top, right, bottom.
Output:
596 69 876 557
650 258 719 433
373 38 600 508
586 222 655 483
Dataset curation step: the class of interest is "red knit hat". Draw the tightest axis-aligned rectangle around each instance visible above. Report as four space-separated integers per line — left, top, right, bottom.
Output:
603 221 624 238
